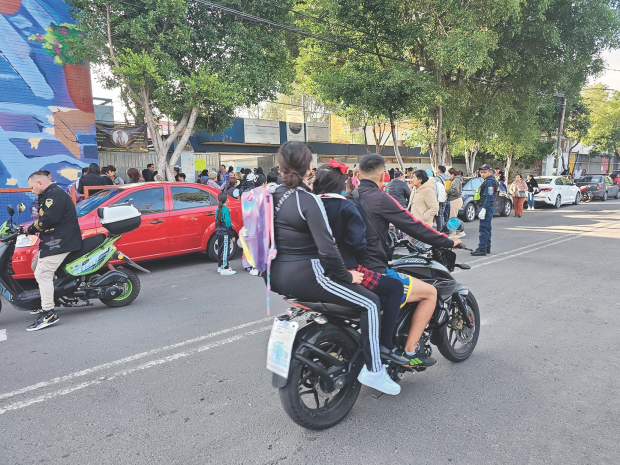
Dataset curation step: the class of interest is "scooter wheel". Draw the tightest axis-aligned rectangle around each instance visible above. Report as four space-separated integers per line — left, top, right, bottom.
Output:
100 266 141 308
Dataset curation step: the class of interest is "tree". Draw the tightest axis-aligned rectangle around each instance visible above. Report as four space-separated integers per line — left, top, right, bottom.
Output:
69 0 294 179
583 84 620 158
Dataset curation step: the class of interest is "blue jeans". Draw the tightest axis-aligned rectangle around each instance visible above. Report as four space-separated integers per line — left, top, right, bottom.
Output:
478 206 495 251
527 192 535 209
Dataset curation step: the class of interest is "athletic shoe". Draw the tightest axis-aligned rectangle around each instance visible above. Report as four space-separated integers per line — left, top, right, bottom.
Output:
249 268 259 276
402 341 437 368
29 309 44 315
380 345 410 365
471 248 487 256
27 311 59 332
217 267 221 273
357 365 400 395
220 268 236 276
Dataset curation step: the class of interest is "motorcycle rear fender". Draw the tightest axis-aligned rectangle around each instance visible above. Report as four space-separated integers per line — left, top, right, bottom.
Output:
271 320 363 389
89 270 128 287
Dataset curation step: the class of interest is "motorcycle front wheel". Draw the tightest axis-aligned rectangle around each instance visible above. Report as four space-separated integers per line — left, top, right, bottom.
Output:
436 292 480 362
279 325 361 430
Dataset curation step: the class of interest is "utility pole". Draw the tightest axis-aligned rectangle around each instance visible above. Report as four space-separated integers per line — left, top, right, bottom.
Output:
555 94 567 174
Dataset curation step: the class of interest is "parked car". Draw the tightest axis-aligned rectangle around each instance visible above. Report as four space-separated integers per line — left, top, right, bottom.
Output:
574 175 620 201
533 176 581 208
9 182 242 280
458 177 513 222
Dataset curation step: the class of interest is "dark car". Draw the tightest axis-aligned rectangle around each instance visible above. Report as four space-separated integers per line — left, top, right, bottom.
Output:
574 175 620 201
458 177 513 222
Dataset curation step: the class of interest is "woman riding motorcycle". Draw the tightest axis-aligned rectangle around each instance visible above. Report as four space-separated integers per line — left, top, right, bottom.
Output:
269 141 401 395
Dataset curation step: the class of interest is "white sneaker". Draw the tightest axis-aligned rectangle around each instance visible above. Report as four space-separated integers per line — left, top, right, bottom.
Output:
217 267 221 273
249 268 259 276
220 268 236 276
357 365 400 395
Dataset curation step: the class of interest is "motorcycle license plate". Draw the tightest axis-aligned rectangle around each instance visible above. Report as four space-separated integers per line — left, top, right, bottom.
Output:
266 318 299 378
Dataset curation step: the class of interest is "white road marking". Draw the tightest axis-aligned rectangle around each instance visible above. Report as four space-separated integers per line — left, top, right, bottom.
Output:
0 325 272 415
0 329 6 342
0 316 272 403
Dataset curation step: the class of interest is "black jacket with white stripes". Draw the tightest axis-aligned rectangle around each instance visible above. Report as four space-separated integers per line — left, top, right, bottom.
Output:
272 184 352 284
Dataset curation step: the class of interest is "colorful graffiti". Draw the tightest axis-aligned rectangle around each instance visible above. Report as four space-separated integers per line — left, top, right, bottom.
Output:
0 0 95 220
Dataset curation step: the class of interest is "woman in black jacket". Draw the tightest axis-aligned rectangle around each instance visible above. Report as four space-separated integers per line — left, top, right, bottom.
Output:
78 163 112 194
526 174 538 211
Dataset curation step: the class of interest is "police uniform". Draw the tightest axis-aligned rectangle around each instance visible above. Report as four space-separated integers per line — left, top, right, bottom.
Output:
476 169 498 254
27 183 82 313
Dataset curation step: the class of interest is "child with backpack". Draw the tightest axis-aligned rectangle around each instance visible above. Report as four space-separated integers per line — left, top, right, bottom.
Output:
313 160 411 366
215 192 236 275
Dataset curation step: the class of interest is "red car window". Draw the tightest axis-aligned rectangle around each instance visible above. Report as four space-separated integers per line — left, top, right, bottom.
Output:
114 187 166 214
170 186 216 210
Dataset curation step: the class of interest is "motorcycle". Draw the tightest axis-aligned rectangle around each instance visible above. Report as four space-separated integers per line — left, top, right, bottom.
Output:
0 202 149 314
579 185 592 203
267 220 479 430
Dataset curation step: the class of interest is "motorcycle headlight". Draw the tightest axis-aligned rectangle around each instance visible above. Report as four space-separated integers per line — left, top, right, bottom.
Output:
15 235 37 248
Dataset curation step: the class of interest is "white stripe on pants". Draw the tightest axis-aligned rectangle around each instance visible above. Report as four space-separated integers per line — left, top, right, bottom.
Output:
32 251 69 311
310 259 382 372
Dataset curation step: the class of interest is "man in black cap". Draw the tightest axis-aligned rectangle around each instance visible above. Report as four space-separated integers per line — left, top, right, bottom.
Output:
472 164 498 256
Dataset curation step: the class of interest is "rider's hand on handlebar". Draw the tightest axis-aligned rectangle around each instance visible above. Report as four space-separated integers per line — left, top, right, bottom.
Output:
348 269 364 284
451 237 462 248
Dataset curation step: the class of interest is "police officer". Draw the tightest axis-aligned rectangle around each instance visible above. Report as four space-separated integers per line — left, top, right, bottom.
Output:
471 164 498 256
23 171 82 331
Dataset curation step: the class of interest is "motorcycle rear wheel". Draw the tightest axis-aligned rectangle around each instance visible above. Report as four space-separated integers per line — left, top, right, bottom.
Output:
100 267 141 308
436 292 480 362
279 325 361 430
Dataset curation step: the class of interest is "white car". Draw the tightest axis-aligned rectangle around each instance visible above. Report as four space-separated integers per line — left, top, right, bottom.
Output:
534 176 581 208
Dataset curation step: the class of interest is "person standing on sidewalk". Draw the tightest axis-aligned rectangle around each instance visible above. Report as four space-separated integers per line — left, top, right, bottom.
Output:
471 164 498 256
215 192 236 275
446 168 463 218
526 174 538 210
24 172 82 331
509 174 528 217
385 170 411 209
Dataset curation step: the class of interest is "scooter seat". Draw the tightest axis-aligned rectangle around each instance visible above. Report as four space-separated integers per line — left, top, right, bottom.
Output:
61 234 107 267
289 299 363 321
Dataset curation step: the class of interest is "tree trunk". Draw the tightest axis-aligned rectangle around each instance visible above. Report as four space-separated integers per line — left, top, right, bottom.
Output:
505 151 513 182
436 105 443 166
167 106 199 178
464 147 471 176
362 121 370 153
389 115 405 172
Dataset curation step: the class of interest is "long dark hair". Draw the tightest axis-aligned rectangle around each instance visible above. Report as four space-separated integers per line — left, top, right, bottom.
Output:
216 191 228 225
127 168 140 183
313 164 346 195
278 141 312 188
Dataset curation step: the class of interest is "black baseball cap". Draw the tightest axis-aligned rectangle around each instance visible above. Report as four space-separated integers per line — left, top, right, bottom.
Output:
478 164 492 171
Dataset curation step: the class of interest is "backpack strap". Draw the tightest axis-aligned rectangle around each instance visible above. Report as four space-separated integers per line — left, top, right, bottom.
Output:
352 189 392 259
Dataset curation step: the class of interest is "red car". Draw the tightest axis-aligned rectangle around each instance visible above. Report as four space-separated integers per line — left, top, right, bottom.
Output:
11 182 242 279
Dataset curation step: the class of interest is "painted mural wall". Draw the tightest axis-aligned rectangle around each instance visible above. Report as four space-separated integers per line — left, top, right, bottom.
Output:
0 0 95 219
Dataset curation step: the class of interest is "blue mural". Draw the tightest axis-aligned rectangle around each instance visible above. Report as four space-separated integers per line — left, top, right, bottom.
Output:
0 0 95 221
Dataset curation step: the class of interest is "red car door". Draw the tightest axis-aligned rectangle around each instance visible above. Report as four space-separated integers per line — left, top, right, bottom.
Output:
110 186 171 258
168 185 217 252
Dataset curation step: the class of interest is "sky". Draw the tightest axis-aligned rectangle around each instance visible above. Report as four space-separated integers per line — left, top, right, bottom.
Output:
91 49 620 123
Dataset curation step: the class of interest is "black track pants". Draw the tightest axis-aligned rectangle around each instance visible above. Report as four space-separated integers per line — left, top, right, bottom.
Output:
270 258 382 372
217 233 229 268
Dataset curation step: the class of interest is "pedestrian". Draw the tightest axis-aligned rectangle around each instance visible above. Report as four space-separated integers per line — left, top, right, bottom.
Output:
24 171 82 330
177 173 186 182
471 164 498 256
509 174 527 217
266 170 279 189
254 167 266 187
107 165 125 185
173 166 181 181
407 170 439 227
574 165 583 180
498 171 508 194
446 168 463 218
78 163 112 195
142 164 156 182
127 168 144 183
225 177 239 197
388 168 395 180
385 170 411 209
207 171 226 190
614 174 620 186
199 169 209 184
215 192 236 275
434 166 449 232
228 166 234 174
526 174 538 210
217 164 229 186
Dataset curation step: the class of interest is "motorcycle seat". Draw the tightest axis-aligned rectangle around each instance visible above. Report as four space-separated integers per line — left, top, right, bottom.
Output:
61 234 107 267
289 299 363 321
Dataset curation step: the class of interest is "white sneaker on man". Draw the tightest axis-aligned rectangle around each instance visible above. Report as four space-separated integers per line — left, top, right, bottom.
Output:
357 365 401 395
220 268 236 276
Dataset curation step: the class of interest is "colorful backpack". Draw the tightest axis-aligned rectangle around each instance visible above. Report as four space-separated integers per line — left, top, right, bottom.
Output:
238 187 276 314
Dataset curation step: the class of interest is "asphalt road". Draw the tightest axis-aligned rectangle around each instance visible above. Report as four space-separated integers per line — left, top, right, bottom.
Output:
1 200 619 464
